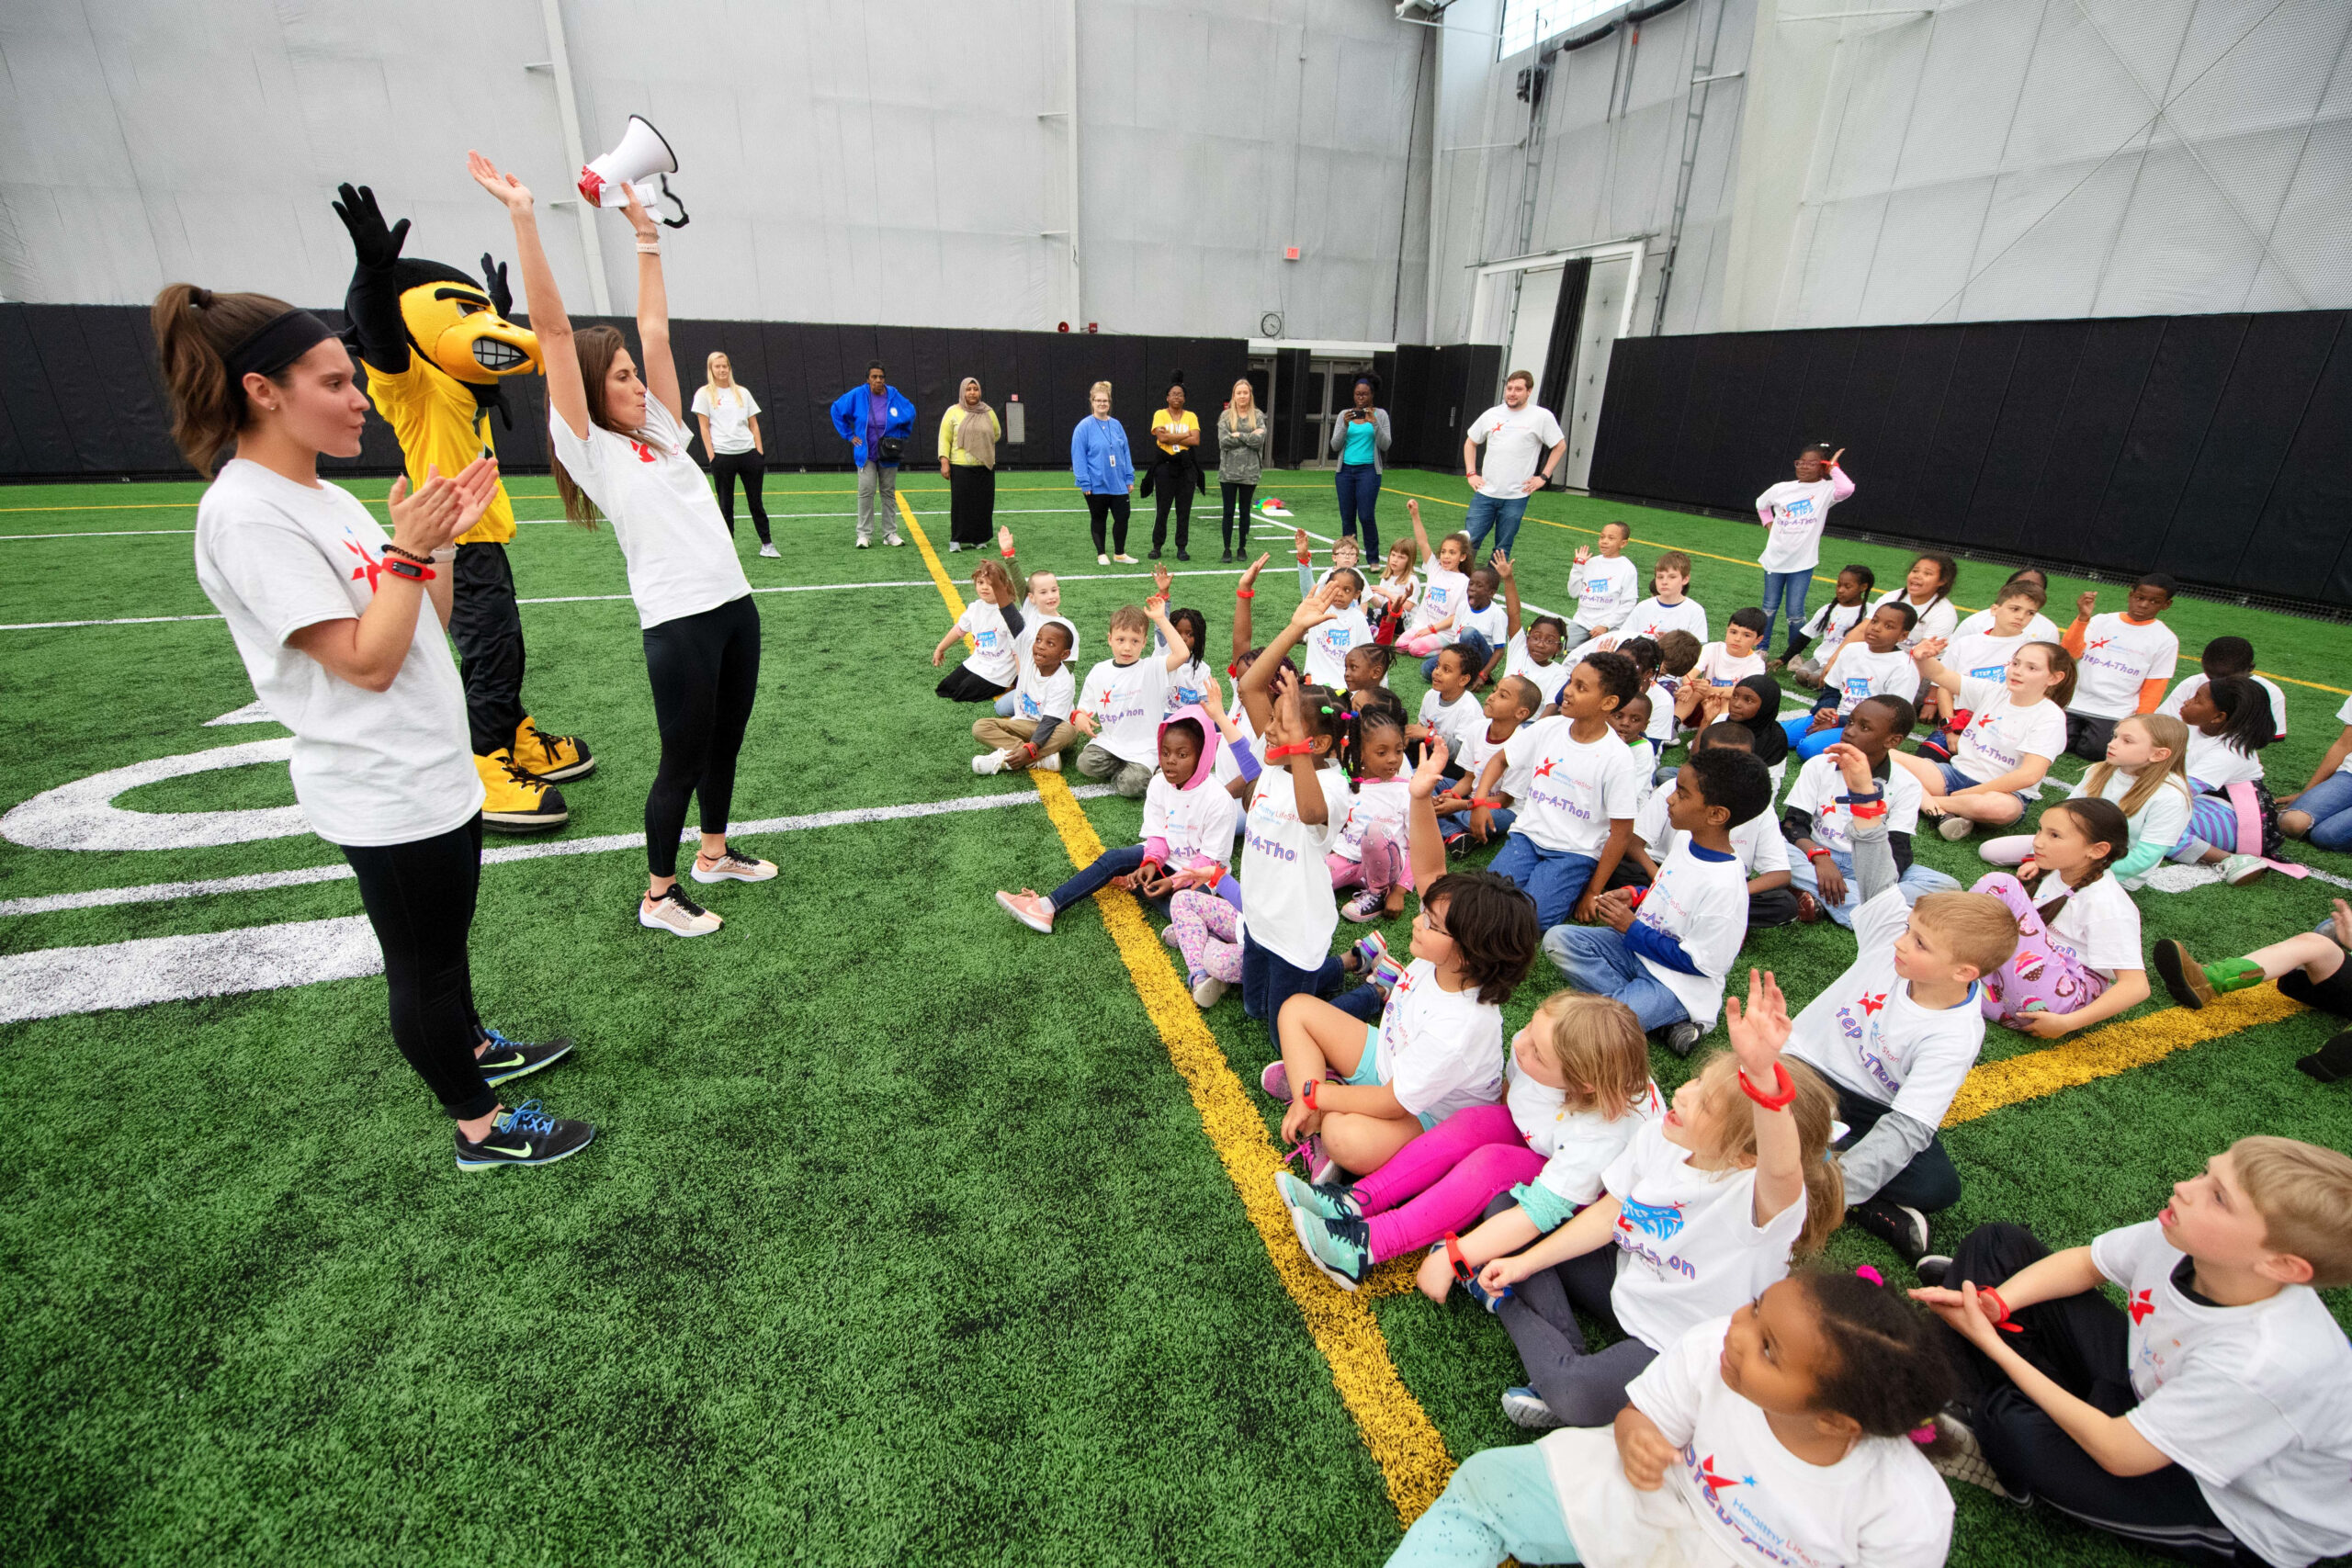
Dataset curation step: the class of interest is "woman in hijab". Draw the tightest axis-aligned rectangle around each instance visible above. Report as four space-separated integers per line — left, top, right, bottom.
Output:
938 377 1002 553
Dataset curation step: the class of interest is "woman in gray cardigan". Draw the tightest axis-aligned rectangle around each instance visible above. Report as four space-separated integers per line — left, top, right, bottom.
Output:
1216 377 1268 562
1329 373 1393 558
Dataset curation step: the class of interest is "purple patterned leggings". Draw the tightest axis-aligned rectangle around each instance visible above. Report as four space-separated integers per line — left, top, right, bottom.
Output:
1970 873 2110 1023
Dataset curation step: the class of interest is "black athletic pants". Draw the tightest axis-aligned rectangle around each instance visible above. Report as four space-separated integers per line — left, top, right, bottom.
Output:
709 450 770 544
341 813 494 1122
642 594 763 879
947 463 996 547
1833 1083 1962 1211
451 543 527 758
1220 482 1256 552
1086 492 1130 556
1943 1223 2249 1566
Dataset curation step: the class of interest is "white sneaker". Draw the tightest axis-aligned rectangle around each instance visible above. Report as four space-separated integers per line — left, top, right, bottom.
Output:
691 847 777 883
946 541 963 553
972 750 1008 775
886 536 907 547
758 542 779 558
855 537 871 549
1192 974 1227 1008
639 886 723 936
1097 553 1111 566
1034 752 1062 772
1113 553 1139 564
1938 815 1974 840
2220 852 2268 886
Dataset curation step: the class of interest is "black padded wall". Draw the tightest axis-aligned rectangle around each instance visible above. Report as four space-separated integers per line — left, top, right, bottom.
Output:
1588 311 2352 608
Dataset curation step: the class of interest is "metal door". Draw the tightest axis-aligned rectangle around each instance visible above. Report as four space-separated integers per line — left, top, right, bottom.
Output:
1305 357 1373 469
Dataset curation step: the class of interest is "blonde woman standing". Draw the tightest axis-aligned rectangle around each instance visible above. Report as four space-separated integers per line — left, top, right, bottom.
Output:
691 351 769 554
1216 377 1266 561
937 377 1001 553
1070 379 1136 565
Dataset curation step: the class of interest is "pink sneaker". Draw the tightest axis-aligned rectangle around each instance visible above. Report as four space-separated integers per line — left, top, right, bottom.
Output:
1261 1061 1292 1100
993 889 1055 933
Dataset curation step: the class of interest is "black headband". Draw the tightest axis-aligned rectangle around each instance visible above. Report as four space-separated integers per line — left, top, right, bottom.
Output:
224 310 334 384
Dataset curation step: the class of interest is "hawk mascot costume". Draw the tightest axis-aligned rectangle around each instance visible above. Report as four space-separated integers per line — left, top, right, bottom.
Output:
332 182 589 833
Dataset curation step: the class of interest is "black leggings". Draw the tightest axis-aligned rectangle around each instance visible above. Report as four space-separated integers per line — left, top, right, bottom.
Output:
1085 492 1130 555
341 814 492 1121
642 594 763 878
1152 475 1195 552
1220 482 1256 551
709 450 769 543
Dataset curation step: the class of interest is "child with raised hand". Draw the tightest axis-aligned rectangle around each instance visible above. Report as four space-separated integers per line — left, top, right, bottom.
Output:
2160 634 2287 740
930 558 1026 701
1449 562 1510 685
1261 738 1539 1188
1786 599 1921 761
1494 550 1572 711
1434 674 1543 853
1917 579 2049 751
1140 566 1214 715
1283 987 1654 1293
1754 442 1853 658
1392 1264 1958 1568
1783 694 1960 927
2168 674 2284 882
1068 594 1194 797
971 618 1079 775
1297 561 1374 690
1781 563 1873 682
1364 536 1419 642
2154 897 2352 1082
2061 573 2180 759
1675 607 1770 728
1398 500 1474 656
1967 795 2152 1039
1330 705 1415 922
1470 969 1844 1430
1471 651 1645 930
1544 744 1774 1057
986 526 1079 721
1916 1137 2352 1567
1978 713 2192 890
1894 635 2074 840
1562 521 1639 651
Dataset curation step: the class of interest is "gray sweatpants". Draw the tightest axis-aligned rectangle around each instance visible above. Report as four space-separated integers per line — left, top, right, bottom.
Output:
857 461 901 544
1485 1193 1659 1427
1076 741 1155 798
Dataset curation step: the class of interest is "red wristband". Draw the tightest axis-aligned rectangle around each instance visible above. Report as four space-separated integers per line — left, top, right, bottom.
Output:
1265 741 1312 760
1472 797 1504 809
1806 849 1834 861
1302 1077 1319 1111
1235 589 1255 600
1738 1061 1797 1111
379 554 435 582
1000 547 1016 559
1443 1230 1476 1285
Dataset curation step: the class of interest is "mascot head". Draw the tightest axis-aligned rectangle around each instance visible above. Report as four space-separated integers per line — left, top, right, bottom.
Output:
390 258 541 386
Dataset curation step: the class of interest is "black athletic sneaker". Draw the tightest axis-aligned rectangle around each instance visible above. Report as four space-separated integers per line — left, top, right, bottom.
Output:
1663 1021 1705 1058
1852 1198 1932 1263
472 1026 574 1088
2297 1031 2352 1083
455 1100 596 1171
1915 1254 1953 1288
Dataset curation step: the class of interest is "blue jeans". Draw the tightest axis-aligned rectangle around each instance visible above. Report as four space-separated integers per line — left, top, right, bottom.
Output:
1487 835 1600 931
1048 843 1166 917
1386 1445 1581 1568
1761 570 1812 645
1420 626 1494 682
1788 847 1962 928
1439 804 1518 846
1241 930 1344 1021
1334 464 1383 558
1543 925 1690 1033
2292 769 2352 852
1462 491 1532 558
992 692 1017 717
1781 711 1845 761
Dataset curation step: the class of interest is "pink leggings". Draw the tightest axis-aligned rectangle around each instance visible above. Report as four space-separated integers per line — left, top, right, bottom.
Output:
1398 632 1448 656
1970 873 2110 1023
1169 887 1244 985
1347 1102 1545 1264
1327 824 1417 897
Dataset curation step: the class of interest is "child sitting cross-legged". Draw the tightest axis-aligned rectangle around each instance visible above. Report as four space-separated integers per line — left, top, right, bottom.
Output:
1494 551 1571 713
1433 674 1543 854
970 616 1078 775
1542 744 1776 1058
1276 989 1657 1292
2168 673 2284 884
1388 1266 1961 1568
1784 599 1921 761
1329 700 1416 923
1782 741 2018 1265
2153 897 2352 1084
1068 596 1197 797
930 558 1027 702
1782 694 1962 927
1968 795 2152 1040
1916 1137 2352 1568
993 697 1244 934
1465 969 1844 1430
1259 738 1541 1182
1613 721 1799 931
1468 651 1646 930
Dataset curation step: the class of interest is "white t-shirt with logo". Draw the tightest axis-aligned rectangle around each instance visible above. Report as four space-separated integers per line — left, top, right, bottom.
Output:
192 460 483 848
1754 476 1849 574
548 400 751 629
1939 627 2032 685
1797 598 1869 649
1601 1122 1809 1352
1787 886 1984 1125
1503 634 1573 709
1333 776 1412 864
690 383 761 455
1374 958 1506 1126
2090 1220 2352 1568
1781 754 1922 854
1009 648 1075 727
1870 590 1957 650
1569 554 1641 632
1626 842 1754 1032
2040 871 2145 983
1819 645 1921 717
1692 642 1765 691
1076 656 1172 766
2160 671 2288 740
1140 772 1242 870
953 601 1018 687
1954 605 2060 644
1237 761 1351 971
1015 609 1080 665
1304 606 1374 690
1541 1316 1955 1568
1419 689 1484 760
1409 565 1470 641
1509 1062 1664 1209
1952 677 2066 786
2184 728 2267 792
1613 595 1710 650
2070 613 2180 719
1501 719 1643 856
1635 790 1792 882
1468 402 1565 497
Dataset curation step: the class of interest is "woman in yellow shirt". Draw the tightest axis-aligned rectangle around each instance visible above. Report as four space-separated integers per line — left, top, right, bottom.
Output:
936 378 1002 553
1143 370 1204 561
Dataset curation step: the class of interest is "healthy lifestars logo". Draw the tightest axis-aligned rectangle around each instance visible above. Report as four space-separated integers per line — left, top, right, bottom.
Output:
1619 1196 1685 1241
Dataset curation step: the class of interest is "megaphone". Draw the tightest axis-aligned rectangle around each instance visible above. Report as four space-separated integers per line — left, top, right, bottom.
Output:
579 115 689 228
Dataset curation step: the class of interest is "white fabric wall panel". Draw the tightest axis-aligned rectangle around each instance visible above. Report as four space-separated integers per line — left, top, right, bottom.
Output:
1955 156 2136 321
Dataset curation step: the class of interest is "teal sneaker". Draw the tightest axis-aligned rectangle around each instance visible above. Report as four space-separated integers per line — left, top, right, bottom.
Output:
1275 1168 1359 1222
1301 1213 1374 1290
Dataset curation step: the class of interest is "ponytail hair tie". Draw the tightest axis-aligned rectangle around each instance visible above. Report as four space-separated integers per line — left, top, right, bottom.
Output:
1854 1265 1884 1287
1340 709 1359 720
1908 1423 1938 1446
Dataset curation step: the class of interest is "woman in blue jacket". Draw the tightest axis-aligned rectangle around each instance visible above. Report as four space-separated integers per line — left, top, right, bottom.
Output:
1072 379 1137 565
829 362 916 548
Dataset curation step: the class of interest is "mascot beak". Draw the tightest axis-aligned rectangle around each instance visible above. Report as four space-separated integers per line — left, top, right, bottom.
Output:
400 283 544 384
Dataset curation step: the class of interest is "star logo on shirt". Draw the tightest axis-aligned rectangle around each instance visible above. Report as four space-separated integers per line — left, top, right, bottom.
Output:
1533 758 1555 779
343 539 383 594
2129 1288 2155 1325
1857 991 1887 1015
628 439 658 464
2086 636 2113 652
1096 687 1114 706
1696 1457 1745 1498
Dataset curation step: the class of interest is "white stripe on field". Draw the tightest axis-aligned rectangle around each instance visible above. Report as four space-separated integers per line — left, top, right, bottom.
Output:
0 783 1115 919
0 507 1093 541
0 916 383 1025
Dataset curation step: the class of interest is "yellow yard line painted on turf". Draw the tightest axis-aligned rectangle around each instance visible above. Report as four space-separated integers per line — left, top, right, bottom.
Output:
895 488 1456 1522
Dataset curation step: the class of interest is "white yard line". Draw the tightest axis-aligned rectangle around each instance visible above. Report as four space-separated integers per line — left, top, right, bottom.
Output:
0 916 384 1025
0 507 1095 542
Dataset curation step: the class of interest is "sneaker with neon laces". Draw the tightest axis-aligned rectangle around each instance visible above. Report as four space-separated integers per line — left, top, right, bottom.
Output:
473 750 569 833
1341 887 1386 923
472 1026 573 1088
511 716 595 782
639 885 722 936
1500 1386 1560 1429
994 888 1056 933
1300 1213 1373 1289
1275 1168 1359 1222
692 847 777 883
454 1100 595 1170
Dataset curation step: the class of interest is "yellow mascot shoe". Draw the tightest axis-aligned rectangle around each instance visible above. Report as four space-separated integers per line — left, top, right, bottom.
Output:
474 750 570 834
513 715 595 782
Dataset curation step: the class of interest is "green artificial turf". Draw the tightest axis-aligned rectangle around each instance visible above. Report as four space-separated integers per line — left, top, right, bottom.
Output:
3 468 2349 1567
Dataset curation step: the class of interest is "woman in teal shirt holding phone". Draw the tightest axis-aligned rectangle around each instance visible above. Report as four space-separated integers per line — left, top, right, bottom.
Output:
1329 374 1392 558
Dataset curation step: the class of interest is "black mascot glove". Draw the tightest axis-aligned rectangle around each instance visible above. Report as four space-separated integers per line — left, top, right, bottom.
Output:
480 254 514 321
333 184 410 272
332 182 411 373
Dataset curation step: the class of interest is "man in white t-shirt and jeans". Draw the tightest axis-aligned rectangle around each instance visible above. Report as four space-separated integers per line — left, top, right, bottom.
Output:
1461 369 1566 560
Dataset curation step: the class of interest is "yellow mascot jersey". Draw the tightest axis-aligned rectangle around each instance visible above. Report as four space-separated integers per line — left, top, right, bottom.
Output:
363 358 516 545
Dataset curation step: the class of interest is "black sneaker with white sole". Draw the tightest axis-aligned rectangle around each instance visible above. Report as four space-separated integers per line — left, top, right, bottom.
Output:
1851 1198 1932 1263
1662 1021 1705 1058
471 1027 574 1088
1914 1254 1952 1288
454 1100 595 1170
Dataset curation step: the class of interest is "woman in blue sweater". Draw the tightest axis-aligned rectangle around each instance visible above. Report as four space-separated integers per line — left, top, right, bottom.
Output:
1072 379 1138 566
